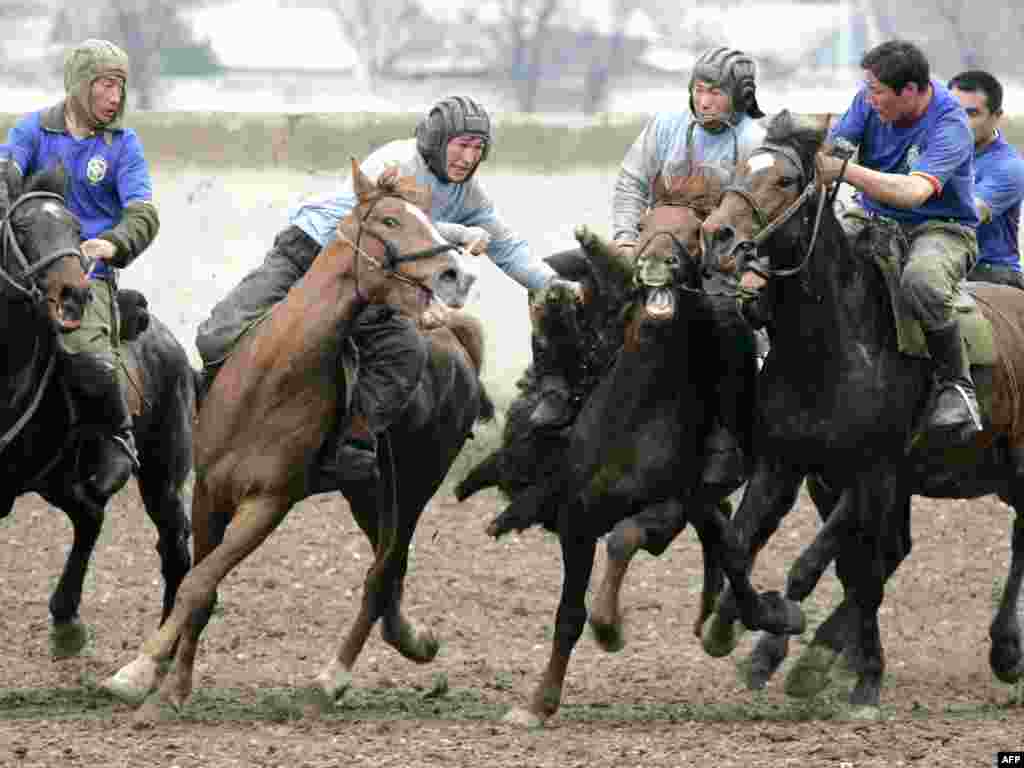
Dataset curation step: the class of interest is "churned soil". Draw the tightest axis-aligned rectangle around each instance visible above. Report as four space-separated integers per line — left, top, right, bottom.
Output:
1 478 1022 767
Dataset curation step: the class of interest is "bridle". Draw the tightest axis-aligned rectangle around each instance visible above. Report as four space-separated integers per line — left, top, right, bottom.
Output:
716 142 831 280
0 190 87 305
0 190 87 460
342 191 459 304
633 200 708 295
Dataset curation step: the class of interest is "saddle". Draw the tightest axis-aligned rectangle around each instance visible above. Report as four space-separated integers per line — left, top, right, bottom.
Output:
859 222 997 366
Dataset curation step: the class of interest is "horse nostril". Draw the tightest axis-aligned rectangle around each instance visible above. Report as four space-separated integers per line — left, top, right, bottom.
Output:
713 225 736 245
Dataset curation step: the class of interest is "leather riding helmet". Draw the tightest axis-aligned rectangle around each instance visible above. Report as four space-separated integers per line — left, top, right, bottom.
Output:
64 38 129 131
689 46 765 124
415 96 491 183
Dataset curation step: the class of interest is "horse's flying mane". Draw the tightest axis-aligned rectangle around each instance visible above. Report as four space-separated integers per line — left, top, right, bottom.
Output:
763 110 830 169
362 165 431 211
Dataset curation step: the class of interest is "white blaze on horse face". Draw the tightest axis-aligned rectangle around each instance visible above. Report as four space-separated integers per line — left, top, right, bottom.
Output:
401 200 475 307
746 154 775 175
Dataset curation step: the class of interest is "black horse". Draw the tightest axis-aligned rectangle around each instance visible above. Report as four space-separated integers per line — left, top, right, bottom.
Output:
461 177 804 728
699 110 1024 716
0 163 193 658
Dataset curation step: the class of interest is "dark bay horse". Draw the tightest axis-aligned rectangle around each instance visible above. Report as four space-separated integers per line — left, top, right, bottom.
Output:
460 174 804 728
102 160 489 718
700 110 1024 717
0 164 193 658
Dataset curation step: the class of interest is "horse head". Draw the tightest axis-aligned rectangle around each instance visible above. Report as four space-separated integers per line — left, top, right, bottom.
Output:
0 158 90 333
700 111 831 280
630 171 722 326
337 158 476 317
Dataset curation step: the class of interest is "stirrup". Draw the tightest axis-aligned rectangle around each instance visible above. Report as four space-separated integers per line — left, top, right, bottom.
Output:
111 432 141 471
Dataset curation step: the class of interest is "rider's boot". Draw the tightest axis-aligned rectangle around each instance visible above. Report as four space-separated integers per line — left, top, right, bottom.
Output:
528 335 576 430
922 322 983 445
332 411 381 487
72 355 140 500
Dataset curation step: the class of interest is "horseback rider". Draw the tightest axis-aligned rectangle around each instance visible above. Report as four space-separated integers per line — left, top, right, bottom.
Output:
533 45 768 487
811 40 982 445
948 70 1024 290
0 39 159 502
196 95 580 486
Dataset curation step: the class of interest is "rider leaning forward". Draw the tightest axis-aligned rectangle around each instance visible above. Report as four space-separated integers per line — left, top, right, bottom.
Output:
196 96 583 488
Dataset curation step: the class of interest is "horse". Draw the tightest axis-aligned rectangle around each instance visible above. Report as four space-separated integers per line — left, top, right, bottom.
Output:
459 173 804 728
699 110 1024 717
101 160 490 720
0 162 194 659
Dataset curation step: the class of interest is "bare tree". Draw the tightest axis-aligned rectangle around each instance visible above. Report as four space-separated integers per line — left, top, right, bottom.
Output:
323 0 424 93
50 0 211 110
484 0 561 113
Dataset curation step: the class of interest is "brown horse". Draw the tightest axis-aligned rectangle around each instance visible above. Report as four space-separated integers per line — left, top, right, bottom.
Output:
101 160 484 716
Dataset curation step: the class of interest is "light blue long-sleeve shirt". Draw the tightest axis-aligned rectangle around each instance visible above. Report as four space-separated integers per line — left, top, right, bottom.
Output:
613 111 766 242
289 138 555 291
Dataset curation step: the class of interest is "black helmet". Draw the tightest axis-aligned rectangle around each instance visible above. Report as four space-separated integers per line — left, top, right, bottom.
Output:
414 96 491 183
689 46 765 122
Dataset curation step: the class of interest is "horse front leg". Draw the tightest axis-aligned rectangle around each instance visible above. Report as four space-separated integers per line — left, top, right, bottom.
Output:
990 502 1024 684
506 504 597 728
590 498 687 652
42 491 103 658
701 462 805 657
102 492 291 714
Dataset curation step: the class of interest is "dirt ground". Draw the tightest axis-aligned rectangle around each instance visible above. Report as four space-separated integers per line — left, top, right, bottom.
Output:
1 474 1022 767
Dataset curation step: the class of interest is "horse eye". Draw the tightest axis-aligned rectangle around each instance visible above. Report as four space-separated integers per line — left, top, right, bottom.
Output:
778 176 797 188
636 223 645 233
381 216 400 227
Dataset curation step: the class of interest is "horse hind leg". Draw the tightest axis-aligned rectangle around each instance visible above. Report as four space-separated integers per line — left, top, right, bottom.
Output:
990 497 1024 684
135 451 193 625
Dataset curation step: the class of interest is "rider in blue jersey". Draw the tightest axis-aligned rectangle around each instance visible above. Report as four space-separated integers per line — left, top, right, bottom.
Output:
948 70 1024 289
1 39 160 504
817 40 982 446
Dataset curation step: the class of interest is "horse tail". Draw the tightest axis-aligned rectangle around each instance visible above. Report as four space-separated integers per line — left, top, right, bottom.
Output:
444 311 495 423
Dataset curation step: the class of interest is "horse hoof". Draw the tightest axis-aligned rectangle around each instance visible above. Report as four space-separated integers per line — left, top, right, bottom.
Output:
503 706 544 729
759 592 806 636
50 620 90 658
100 655 161 705
131 695 179 729
843 704 882 722
589 618 625 653
573 225 594 247
990 641 1024 684
701 614 745 658
784 645 837 698
311 661 353 709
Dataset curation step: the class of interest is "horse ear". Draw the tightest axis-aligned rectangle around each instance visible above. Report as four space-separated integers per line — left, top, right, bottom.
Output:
351 157 374 201
0 153 22 214
52 159 68 196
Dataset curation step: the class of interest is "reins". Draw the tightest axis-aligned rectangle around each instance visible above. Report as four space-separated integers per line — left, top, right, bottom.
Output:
339 191 458 304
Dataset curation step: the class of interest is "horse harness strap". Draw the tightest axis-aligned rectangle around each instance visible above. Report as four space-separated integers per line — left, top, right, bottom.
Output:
0 340 57 456
347 192 459 303
0 191 87 303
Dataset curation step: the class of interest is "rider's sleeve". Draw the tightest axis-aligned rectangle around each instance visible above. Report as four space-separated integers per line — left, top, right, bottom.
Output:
976 150 1024 219
612 116 662 242
3 113 40 177
97 131 159 268
910 109 973 197
458 181 555 291
827 89 870 148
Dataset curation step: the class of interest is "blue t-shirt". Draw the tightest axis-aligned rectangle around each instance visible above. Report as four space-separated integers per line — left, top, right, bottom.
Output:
3 104 154 278
829 79 979 227
973 132 1024 270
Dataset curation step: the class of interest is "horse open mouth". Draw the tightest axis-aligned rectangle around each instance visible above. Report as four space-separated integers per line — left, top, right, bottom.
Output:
644 286 675 320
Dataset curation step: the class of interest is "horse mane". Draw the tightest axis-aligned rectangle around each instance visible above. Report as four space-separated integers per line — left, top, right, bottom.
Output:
763 110 830 174
654 172 725 217
359 165 432 212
